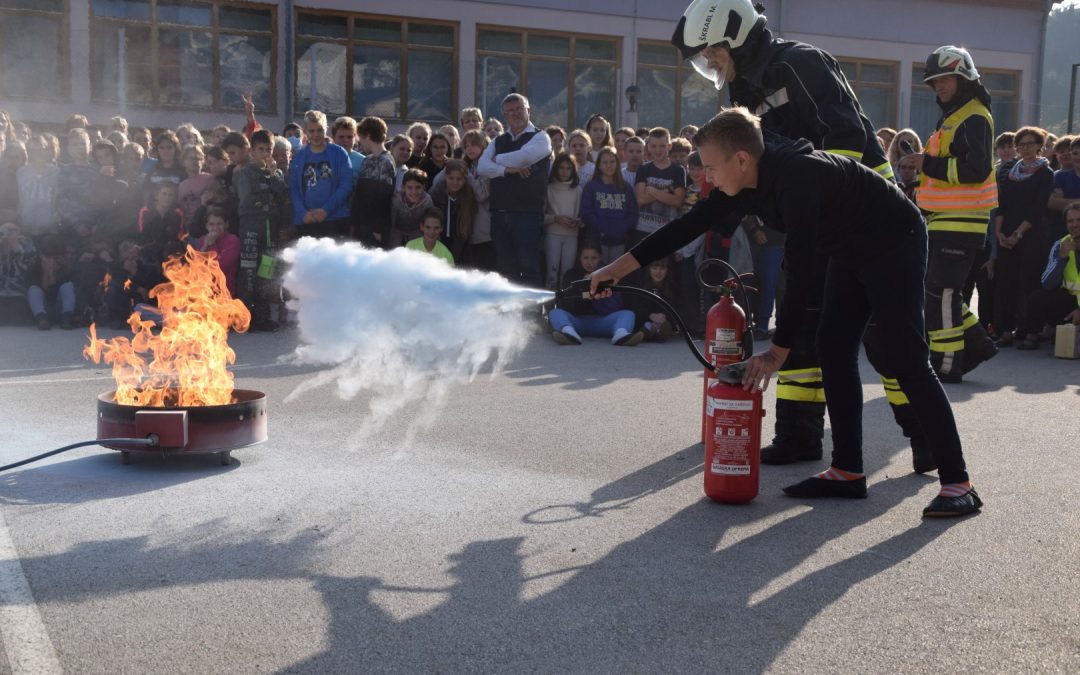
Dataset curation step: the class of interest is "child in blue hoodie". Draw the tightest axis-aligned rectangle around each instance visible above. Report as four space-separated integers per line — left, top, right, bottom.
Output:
580 148 638 264
549 242 643 346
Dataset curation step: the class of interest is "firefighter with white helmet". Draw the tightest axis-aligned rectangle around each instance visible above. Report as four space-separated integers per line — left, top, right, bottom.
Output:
669 0 936 475
907 45 1000 382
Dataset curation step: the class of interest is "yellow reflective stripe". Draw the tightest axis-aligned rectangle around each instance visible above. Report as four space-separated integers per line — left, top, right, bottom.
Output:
776 384 827 403
826 148 864 159
778 367 822 376
777 368 823 383
929 327 965 340
929 340 965 352
947 157 959 185
961 312 980 330
927 221 990 234
884 388 910 406
872 161 895 179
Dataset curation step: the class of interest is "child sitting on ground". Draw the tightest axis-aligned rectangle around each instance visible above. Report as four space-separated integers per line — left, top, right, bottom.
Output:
629 255 679 342
405 208 454 266
549 242 643 346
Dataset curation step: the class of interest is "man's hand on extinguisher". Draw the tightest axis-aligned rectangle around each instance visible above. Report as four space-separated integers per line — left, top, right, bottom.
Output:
588 253 641 298
741 344 790 392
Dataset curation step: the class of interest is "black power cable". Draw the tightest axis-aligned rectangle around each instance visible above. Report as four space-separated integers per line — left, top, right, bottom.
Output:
0 436 158 473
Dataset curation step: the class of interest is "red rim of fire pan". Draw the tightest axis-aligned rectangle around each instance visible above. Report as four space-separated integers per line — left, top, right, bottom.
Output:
97 389 267 464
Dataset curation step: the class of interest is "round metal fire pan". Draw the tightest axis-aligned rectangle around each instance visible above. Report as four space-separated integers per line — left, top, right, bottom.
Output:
97 389 267 455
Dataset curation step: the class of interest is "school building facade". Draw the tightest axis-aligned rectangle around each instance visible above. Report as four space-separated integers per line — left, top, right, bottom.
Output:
0 0 1052 140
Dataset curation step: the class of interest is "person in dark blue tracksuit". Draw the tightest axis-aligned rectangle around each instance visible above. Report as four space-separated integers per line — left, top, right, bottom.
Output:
590 109 982 518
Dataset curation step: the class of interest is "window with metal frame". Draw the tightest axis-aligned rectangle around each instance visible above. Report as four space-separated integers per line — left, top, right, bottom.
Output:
295 10 457 122
837 58 898 131
476 27 619 130
89 0 276 112
636 40 721 133
0 0 69 101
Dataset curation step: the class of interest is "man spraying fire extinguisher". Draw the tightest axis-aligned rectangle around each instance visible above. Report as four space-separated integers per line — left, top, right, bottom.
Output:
590 108 983 517
667 0 938 474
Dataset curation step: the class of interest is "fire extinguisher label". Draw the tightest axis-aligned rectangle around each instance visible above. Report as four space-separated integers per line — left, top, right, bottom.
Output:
708 396 754 476
707 397 754 414
708 327 742 357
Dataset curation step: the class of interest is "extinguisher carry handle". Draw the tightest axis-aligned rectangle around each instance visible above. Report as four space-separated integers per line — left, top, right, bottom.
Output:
696 258 756 357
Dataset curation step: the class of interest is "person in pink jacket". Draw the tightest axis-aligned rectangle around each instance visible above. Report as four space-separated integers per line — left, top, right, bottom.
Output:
197 206 241 298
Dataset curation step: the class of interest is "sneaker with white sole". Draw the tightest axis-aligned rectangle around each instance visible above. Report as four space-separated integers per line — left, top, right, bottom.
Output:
612 329 644 346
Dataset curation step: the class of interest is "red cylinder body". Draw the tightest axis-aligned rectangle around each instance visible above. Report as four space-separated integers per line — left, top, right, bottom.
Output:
704 379 764 504
701 294 746 443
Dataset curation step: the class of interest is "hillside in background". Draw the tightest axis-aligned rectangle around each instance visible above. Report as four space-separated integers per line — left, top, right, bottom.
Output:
1040 3 1080 133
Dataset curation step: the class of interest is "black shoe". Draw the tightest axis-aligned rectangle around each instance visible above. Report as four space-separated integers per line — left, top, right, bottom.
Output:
613 329 644 346
60 313 74 330
963 337 999 374
994 332 1014 348
35 313 51 331
922 488 982 518
938 371 962 384
782 476 867 499
911 436 937 474
760 440 823 465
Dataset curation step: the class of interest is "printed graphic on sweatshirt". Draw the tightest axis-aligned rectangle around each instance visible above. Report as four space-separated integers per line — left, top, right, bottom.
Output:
303 160 334 191
636 162 687 234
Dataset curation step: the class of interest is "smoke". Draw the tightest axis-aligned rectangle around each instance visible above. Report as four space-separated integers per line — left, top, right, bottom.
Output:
280 237 554 444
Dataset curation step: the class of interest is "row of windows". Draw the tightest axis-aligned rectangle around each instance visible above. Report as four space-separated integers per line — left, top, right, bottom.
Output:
0 2 1020 137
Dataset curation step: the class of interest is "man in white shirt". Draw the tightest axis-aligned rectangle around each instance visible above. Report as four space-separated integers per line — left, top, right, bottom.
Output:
478 94 552 288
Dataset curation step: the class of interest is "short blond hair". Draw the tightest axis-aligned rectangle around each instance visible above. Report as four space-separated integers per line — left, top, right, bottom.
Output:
694 107 764 159
303 110 327 130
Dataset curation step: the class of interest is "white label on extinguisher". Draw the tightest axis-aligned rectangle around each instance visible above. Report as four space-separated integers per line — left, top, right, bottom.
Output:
711 462 751 475
707 397 754 414
708 327 741 357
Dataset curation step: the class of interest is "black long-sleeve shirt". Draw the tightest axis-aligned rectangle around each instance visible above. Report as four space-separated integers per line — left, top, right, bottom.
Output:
996 167 1055 236
630 136 921 349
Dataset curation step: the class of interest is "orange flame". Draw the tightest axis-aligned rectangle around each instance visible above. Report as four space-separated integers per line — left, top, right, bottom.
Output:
84 246 251 407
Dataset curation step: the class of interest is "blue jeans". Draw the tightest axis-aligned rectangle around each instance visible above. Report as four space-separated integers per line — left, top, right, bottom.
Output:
27 283 75 318
817 223 968 484
752 245 784 328
491 211 544 288
549 308 635 339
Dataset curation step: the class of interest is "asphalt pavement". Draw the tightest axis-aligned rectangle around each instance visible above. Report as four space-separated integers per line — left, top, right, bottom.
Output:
0 324 1077 673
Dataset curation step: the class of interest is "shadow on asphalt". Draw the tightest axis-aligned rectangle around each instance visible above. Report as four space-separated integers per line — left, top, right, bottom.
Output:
0 452 239 505
503 340 701 391
8 424 972 672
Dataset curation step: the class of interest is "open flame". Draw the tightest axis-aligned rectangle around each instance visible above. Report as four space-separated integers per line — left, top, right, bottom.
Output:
84 246 251 407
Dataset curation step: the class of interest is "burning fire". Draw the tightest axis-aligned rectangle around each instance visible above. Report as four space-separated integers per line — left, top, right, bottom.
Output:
85 246 251 407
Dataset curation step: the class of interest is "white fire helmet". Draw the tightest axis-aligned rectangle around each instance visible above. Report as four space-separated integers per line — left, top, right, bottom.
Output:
923 45 981 84
672 0 764 90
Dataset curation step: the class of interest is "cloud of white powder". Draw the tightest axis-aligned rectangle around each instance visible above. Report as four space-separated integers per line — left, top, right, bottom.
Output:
280 238 554 443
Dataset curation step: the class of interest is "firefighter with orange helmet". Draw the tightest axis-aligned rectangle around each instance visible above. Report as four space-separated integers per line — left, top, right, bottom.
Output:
907 46 1000 382
670 0 934 474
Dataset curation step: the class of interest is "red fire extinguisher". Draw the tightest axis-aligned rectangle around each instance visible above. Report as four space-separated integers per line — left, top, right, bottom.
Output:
704 367 765 504
701 287 747 444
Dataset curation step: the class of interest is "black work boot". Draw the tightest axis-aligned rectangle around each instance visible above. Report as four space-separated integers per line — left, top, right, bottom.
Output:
783 476 867 499
760 438 823 465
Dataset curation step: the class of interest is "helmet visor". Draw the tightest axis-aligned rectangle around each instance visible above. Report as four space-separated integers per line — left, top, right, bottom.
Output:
690 52 727 91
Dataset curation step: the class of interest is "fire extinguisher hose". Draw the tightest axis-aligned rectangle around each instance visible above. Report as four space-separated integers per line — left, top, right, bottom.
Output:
555 258 755 375
0 436 159 474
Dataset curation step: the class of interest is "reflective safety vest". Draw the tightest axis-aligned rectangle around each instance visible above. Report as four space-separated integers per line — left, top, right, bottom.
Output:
916 98 997 235
1062 235 1080 307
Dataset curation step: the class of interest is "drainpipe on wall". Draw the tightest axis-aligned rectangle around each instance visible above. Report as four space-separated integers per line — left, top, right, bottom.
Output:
1034 0 1052 126
284 0 295 123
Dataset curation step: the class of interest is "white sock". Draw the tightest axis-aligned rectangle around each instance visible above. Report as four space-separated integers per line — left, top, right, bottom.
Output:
562 326 581 341
611 328 630 344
